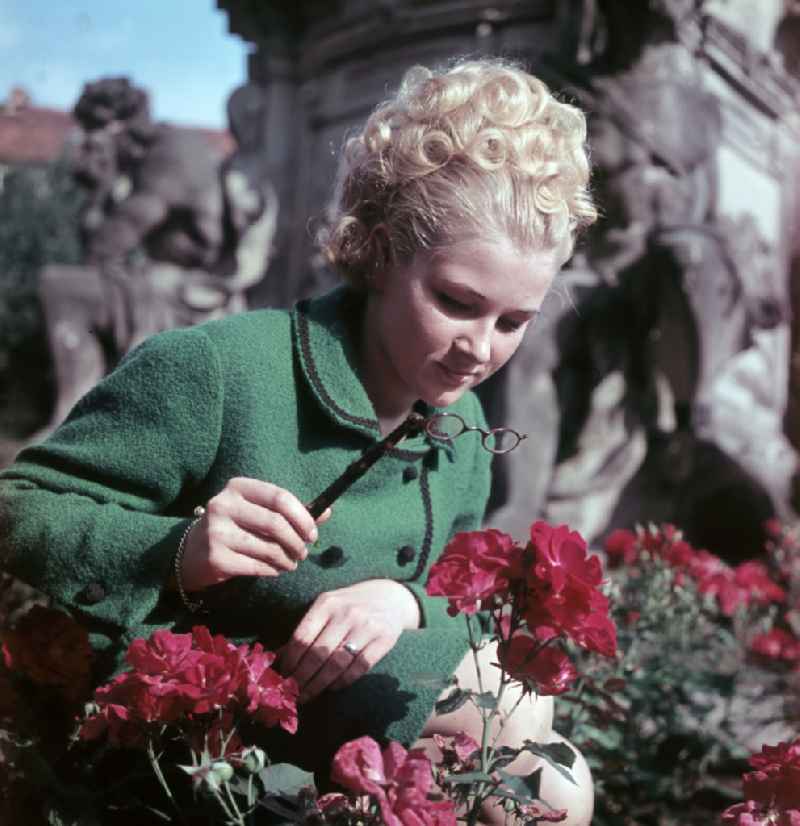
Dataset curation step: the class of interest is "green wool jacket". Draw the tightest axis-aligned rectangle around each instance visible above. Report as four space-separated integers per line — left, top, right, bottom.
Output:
0 285 492 769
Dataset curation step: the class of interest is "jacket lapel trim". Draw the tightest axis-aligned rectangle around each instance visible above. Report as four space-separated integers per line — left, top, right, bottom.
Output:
293 288 433 459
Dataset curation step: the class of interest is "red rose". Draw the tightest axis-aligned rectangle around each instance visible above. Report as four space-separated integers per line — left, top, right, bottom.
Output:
750 629 800 662
518 802 568 823
526 576 617 658
426 529 522 615
451 731 480 763
604 529 638 568
126 628 200 676
1 605 92 703
244 645 300 734
80 674 145 748
522 522 617 659
720 799 766 824
743 740 800 811
529 522 603 591
331 737 457 826
81 627 298 747
687 549 728 582
733 562 786 606
331 735 388 796
498 635 577 695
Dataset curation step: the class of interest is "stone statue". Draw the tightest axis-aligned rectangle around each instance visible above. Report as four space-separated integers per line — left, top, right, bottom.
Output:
33 77 277 439
489 4 796 561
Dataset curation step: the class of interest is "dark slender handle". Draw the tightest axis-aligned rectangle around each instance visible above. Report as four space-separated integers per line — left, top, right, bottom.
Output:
306 412 425 518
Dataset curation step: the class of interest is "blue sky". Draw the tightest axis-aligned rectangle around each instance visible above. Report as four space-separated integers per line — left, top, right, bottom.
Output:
0 0 247 128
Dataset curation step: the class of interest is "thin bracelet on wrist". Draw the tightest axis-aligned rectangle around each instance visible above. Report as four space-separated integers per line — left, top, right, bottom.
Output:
174 505 206 613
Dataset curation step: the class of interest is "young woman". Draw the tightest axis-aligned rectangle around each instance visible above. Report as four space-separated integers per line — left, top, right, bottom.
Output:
1 58 597 823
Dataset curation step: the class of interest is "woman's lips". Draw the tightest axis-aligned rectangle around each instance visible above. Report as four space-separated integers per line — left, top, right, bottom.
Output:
437 362 480 385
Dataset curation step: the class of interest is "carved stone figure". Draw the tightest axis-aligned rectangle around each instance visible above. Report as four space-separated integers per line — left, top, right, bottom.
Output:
488 9 795 560
34 77 277 439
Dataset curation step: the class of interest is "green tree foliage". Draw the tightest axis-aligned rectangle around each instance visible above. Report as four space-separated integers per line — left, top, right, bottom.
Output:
0 157 84 436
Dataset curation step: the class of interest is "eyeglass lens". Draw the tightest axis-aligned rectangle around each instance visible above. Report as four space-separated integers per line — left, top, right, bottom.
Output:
426 414 465 441
482 428 521 454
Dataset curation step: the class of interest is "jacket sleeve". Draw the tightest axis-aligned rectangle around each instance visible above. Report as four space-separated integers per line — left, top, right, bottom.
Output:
0 325 223 647
402 392 493 631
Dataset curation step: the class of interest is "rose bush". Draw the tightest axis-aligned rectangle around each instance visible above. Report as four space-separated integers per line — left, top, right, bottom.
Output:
1 519 618 825
722 738 800 824
557 521 800 826
423 520 617 824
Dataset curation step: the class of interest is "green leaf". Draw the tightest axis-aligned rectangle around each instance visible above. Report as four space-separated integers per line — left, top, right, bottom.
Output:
473 691 498 710
495 767 542 801
442 770 495 785
258 763 316 797
490 746 519 771
436 687 471 715
521 741 577 785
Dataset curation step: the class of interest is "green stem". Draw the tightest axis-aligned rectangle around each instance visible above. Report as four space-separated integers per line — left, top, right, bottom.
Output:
223 780 246 825
490 688 525 749
464 614 508 826
147 737 179 815
210 785 243 825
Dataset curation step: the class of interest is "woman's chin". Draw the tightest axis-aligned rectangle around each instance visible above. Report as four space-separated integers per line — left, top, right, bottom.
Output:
421 385 470 409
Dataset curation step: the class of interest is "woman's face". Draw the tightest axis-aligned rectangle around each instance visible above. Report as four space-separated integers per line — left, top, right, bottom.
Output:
361 238 563 420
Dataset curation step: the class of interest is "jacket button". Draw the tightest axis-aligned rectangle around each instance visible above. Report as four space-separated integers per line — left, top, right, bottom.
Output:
402 466 419 482
397 545 416 566
76 582 106 605
319 545 346 568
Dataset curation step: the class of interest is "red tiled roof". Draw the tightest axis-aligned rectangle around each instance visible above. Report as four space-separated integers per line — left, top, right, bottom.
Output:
0 106 77 165
0 104 235 166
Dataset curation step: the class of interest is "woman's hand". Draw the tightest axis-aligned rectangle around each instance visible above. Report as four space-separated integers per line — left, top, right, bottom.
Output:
279 579 421 703
179 476 331 592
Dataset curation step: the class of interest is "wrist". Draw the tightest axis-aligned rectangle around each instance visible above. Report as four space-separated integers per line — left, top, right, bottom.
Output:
380 579 421 630
173 508 206 614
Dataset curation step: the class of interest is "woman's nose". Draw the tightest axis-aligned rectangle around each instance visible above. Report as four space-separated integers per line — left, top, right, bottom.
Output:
454 323 492 363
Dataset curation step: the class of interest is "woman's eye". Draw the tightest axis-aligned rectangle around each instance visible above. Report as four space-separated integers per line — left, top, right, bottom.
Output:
437 292 471 313
497 316 526 334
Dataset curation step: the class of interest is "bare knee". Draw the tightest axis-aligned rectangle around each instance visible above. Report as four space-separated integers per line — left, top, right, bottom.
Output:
421 641 554 748
418 642 592 826
534 733 594 826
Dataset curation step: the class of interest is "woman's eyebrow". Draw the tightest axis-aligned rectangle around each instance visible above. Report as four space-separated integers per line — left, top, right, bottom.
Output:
440 280 540 316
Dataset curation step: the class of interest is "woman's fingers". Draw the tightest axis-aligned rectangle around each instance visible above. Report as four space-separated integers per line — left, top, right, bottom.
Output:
327 637 386 692
180 478 332 590
229 477 319 543
280 597 401 702
229 497 309 561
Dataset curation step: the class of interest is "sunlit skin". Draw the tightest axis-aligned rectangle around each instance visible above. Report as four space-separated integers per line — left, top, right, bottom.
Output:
359 238 567 434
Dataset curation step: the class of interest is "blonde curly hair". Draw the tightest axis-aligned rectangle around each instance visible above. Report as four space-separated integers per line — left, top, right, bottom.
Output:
318 58 597 289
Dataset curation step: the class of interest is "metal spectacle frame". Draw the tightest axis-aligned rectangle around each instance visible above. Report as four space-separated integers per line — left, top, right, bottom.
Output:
423 412 527 455
306 410 527 518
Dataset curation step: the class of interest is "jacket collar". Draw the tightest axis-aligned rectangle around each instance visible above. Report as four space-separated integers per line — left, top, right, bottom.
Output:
291 285 441 455
292 285 378 438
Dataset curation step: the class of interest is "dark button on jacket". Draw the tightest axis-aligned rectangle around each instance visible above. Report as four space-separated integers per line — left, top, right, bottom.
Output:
402 465 419 482
397 545 416 566
318 545 346 568
76 582 106 605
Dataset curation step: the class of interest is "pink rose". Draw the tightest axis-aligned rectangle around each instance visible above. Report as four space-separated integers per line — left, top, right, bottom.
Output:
497 635 578 695
426 529 522 615
331 736 388 796
750 628 800 662
603 529 638 568
331 737 457 826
